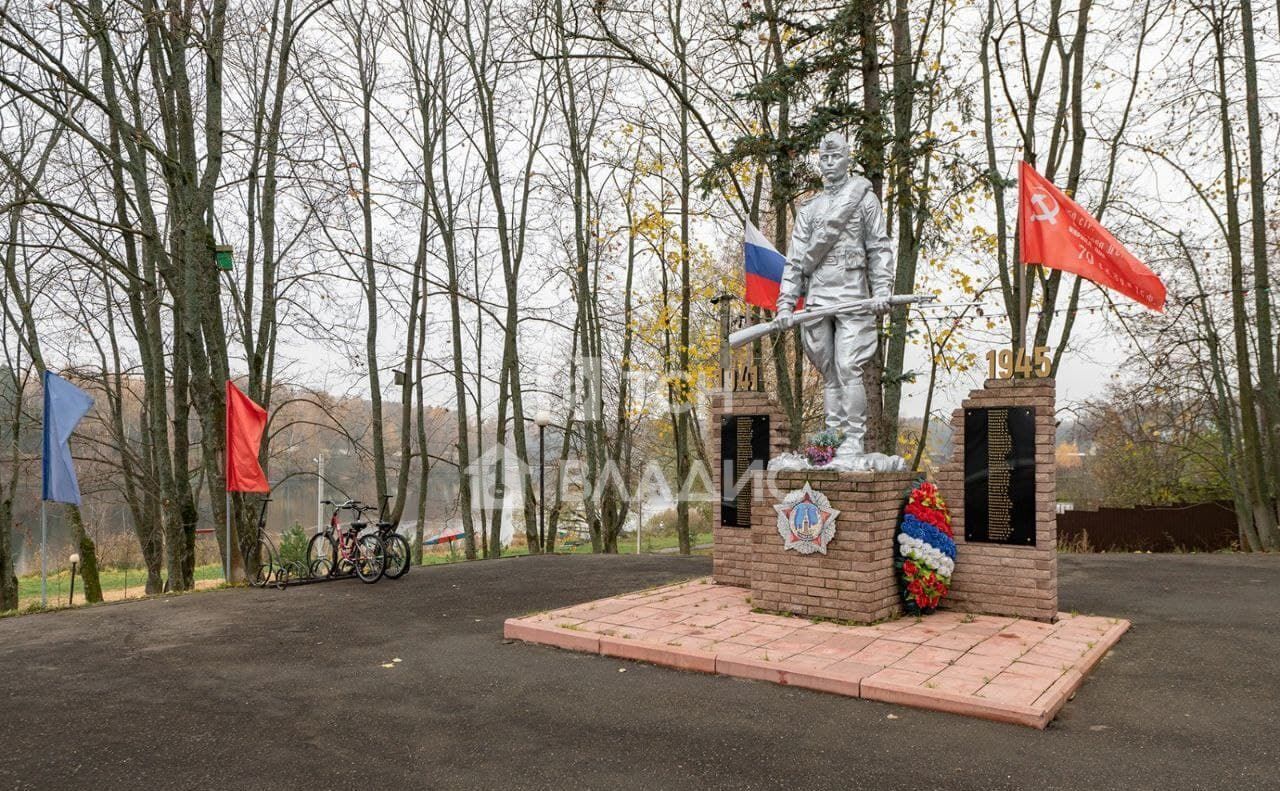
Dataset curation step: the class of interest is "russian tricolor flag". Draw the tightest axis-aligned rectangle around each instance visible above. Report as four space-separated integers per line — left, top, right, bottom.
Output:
743 221 787 311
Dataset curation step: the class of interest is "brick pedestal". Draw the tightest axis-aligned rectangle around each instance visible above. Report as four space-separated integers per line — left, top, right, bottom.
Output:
749 469 916 623
709 389 792 587
934 378 1058 622
710 377 1060 625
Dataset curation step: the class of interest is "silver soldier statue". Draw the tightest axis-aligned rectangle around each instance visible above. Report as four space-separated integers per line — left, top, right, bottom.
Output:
776 131 904 471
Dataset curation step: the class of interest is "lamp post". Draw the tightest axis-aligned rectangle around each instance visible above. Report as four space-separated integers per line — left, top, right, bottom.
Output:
709 291 733 389
534 410 552 551
68 552 80 606
313 452 325 535
40 503 46 607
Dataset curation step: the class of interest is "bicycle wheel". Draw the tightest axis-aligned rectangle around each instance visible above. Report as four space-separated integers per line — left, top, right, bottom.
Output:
251 537 276 587
306 532 337 578
354 534 385 583
382 533 411 579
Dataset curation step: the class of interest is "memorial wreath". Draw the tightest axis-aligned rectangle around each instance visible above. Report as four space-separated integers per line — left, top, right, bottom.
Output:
896 480 956 615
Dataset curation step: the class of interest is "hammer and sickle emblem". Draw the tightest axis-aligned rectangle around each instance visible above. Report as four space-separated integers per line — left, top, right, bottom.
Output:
1030 190 1059 224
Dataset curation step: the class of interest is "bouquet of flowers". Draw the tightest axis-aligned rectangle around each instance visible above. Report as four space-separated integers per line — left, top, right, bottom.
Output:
896 481 956 615
803 428 845 467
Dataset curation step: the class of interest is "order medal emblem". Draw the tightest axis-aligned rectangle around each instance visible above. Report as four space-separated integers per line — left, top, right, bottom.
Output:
774 484 840 554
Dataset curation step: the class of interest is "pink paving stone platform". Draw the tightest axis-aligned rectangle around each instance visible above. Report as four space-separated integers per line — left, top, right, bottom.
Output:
504 578 1129 729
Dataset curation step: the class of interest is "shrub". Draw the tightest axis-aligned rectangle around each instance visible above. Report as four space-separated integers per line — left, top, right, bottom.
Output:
279 524 309 566
641 503 711 538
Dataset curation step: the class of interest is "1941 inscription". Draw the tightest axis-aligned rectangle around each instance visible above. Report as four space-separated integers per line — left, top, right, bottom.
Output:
964 406 1036 545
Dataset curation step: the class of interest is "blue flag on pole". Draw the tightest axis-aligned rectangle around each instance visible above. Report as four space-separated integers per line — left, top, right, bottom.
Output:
42 371 94 505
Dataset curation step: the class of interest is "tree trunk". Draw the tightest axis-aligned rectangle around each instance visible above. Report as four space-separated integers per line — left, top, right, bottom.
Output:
881 0 917 449
670 8 696 556
0 390 21 610
1211 10 1276 550
1237 0 1280 525
858 0 892 454
68 506 104 603
168 310 201 589
1 203 105 600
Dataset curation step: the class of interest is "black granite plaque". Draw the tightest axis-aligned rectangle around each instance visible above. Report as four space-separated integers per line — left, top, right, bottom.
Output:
720 415 770 527
964 406 1037 545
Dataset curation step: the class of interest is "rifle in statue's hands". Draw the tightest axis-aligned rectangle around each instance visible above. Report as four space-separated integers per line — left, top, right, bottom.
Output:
727 293 938 349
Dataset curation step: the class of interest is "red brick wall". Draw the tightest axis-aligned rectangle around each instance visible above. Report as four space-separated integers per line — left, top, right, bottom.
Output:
709 390 791 587
750 469 916 623
934 378 1058 622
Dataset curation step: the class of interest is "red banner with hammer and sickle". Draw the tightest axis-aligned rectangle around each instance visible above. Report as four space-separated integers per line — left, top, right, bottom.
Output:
1018 161 1166 312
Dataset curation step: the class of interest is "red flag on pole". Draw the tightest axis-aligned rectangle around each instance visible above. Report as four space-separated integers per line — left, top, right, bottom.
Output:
1018 161 1165 311
225 381 269 493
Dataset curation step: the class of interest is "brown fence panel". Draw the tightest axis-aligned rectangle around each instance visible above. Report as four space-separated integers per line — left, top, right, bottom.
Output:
1057 502 1238 552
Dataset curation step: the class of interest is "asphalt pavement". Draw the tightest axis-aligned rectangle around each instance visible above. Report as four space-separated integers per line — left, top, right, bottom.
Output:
1 552 1277 790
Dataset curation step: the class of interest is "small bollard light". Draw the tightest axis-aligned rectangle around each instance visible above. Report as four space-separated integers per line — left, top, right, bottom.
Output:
533 411 552 551
69 553 80 606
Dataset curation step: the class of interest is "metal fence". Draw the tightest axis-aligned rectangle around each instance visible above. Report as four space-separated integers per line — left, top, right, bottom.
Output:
1057 501 1239 552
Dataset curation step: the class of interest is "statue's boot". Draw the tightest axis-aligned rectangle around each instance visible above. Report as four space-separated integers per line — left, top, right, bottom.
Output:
839 374 868 454
824 377 847 434
834 387 907 472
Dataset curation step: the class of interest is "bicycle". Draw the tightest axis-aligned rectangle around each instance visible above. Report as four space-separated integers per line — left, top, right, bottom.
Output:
375 494 411 580
307 500 386 584
244 498 298 589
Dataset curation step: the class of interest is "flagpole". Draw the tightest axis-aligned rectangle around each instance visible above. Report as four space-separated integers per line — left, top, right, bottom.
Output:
40 371 94 606
40 501 47 607
225 380 270 583
1016 160 1028 356
225 377 230 584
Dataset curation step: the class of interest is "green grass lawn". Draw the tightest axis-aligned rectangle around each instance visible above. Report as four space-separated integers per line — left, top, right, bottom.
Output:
556 530 713 555
18 563 226 603
15 531 712 604
418 530 713 563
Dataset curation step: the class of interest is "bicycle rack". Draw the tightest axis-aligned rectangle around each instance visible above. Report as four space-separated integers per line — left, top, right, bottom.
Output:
245 498 398 589
249 558 359 590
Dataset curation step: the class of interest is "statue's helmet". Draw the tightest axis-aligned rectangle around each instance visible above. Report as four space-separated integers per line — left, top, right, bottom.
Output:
818 131 848 155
